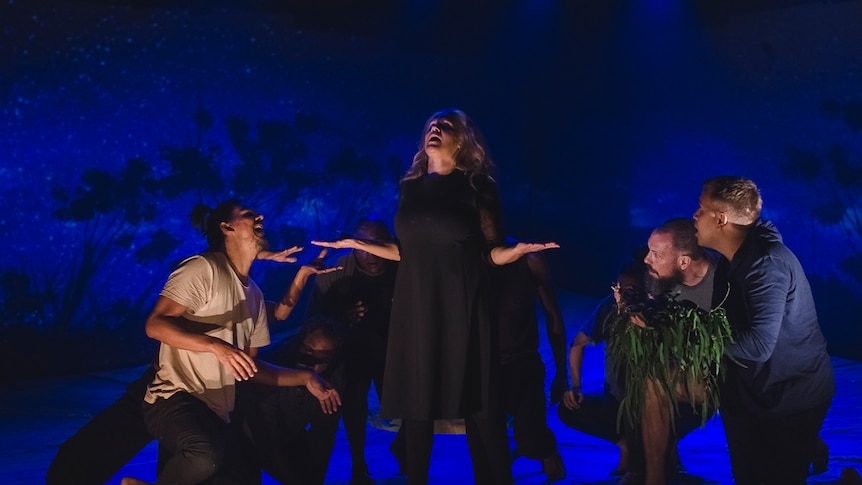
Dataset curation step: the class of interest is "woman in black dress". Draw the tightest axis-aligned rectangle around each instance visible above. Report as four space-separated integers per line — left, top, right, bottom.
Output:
314 109 558 484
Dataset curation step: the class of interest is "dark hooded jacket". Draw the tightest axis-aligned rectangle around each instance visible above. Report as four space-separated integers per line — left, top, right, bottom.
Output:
717 219 834 417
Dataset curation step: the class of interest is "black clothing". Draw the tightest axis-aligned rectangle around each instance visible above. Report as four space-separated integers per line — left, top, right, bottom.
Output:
715 219 834 484
46 367 154 485
383 170 512 484
501 356 557 459
382 171 504 421
234 336 345 485
403 413 512 485
309 253 395 407
721 401 830 485
578 295 625 399
234 383 342 485
492 257 541 366
143 391 229 484
558 392 624 444
491 256 560 460
310 252 397 356
308 251 398 477
718 219 834 418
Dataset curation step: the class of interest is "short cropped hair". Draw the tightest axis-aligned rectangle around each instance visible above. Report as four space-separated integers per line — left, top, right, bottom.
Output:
654 217 704 261
702 176 762 225
354 218 393 242
298 314 346 350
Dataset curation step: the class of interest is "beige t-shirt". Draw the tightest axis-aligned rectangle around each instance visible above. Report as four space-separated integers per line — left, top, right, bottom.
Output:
144 251 270 422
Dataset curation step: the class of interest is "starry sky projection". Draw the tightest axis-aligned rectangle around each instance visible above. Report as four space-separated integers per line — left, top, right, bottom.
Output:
1 0 861 364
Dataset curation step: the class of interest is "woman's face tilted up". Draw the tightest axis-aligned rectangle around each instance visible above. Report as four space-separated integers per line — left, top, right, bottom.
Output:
423 117 461 163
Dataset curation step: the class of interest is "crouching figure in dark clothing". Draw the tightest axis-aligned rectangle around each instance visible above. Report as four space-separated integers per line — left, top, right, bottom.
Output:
233 315 347 485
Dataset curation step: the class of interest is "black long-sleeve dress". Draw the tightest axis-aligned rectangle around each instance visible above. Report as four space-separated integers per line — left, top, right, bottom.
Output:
381 170 504 421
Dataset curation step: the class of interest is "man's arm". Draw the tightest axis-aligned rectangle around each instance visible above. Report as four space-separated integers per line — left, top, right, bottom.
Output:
527 252 568 404
272 250 342 321
562 331 591 410
145 296 258 380
489 242 560 266
250 358 342 414
312 238 401 261
256 246 303 263
724 255 788 363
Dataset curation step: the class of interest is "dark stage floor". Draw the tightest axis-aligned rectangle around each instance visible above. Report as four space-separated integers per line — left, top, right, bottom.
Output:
2 293 860 484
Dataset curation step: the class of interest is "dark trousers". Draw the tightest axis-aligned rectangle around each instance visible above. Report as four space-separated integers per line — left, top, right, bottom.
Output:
342 341 387 474
233 383 341 485
404 413 513 485
501 355 558 459
557 391 624 444
557 390 713 473
143 391 228 485
46 367 154 485
721 402 831 485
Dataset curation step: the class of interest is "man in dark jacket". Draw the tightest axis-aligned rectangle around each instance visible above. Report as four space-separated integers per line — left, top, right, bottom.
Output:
693 176 834 485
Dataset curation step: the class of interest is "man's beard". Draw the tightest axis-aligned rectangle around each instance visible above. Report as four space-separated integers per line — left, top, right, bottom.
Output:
646 269 684 298
256 236 269 253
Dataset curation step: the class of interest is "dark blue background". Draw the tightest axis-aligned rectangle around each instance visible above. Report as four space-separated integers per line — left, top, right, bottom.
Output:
2 0 860 377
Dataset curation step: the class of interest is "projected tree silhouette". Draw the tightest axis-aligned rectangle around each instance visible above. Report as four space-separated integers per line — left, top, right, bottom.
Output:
223 113 399 243
47 158 175 331
0 108 399 343
782 98 862 288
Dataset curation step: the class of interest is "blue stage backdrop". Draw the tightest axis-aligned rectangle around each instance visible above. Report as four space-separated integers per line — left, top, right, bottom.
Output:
1 0 860 378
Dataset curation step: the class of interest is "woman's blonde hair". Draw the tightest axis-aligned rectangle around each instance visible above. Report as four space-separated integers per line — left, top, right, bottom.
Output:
401 109 496 182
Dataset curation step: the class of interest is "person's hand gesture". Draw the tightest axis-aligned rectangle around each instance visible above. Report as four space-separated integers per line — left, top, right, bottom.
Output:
209 338 258 381
345 300 366 325
257 246 303 263
611 284 647 328
298 249 343 277
515 242 560 255
562 388 584 410
630 314 648 328
310 239 354 251
306 373 342 414
612 281 624 305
